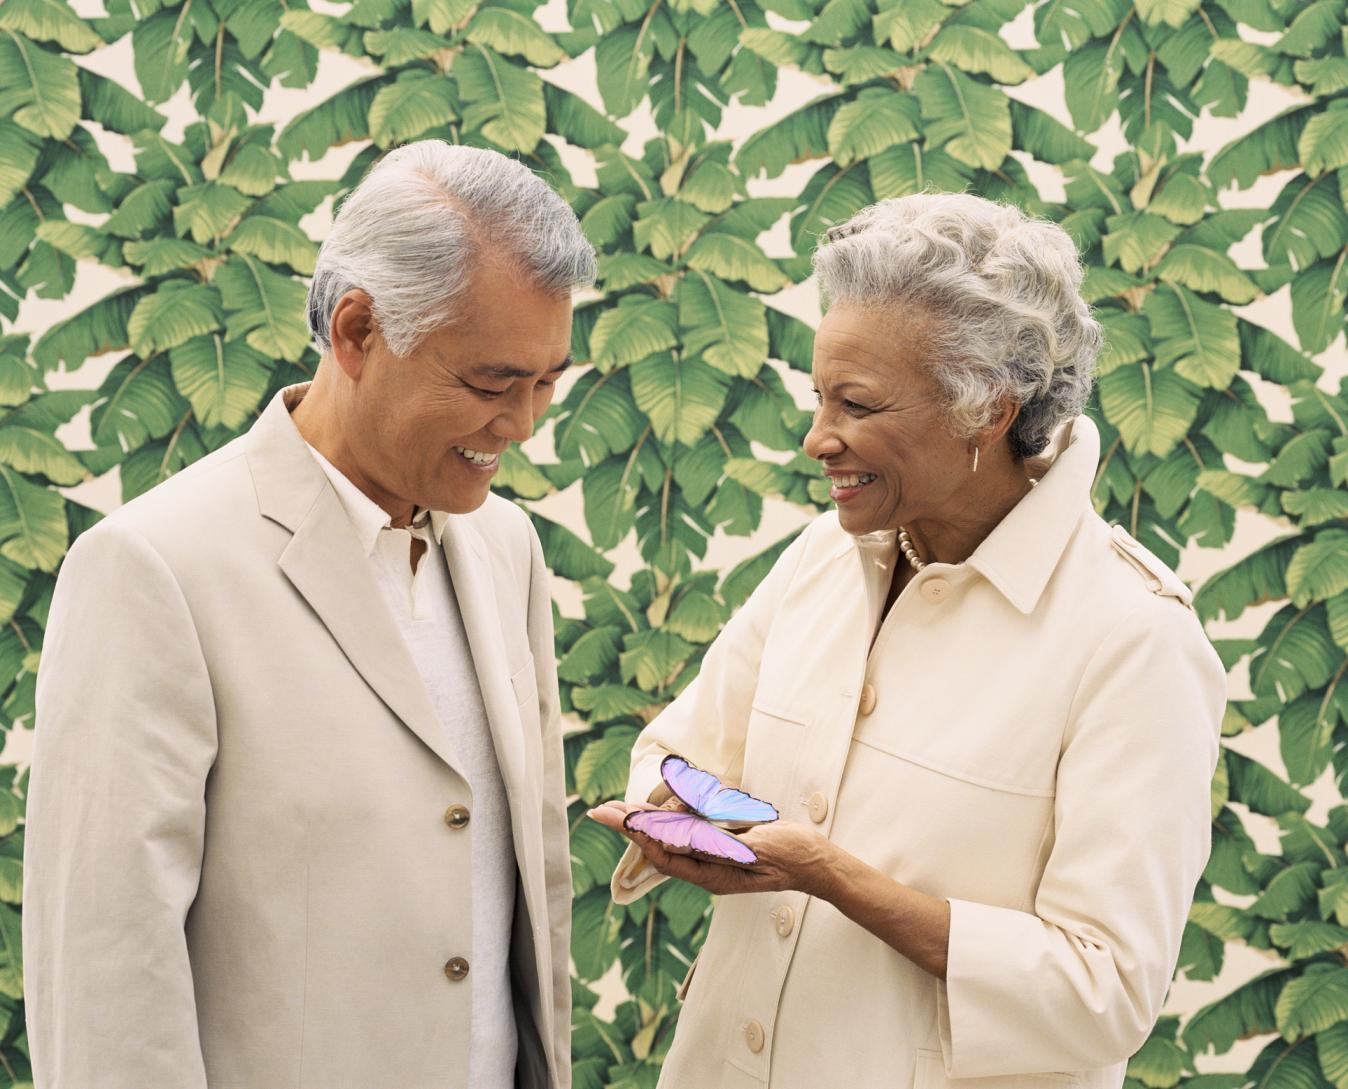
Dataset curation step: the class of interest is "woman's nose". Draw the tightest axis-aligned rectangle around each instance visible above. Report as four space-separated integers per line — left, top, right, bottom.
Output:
803 412 842 460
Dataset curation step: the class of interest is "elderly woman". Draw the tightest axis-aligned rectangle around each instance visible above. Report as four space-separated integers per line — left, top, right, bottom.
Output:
588 193 1225 1089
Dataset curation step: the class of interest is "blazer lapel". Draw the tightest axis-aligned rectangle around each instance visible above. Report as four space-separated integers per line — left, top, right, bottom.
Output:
246 384 464 776
439 517 536 865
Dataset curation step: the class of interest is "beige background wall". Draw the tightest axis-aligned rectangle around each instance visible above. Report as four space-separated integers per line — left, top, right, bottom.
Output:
13 0 1347 1068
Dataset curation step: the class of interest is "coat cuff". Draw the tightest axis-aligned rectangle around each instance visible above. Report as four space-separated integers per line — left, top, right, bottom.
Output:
610 841 667 904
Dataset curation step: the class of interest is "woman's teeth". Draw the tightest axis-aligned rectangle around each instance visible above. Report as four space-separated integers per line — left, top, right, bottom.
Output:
833 473 877 488
454 446 498 467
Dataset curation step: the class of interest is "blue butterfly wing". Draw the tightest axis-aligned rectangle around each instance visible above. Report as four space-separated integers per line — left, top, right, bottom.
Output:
661 755 778 825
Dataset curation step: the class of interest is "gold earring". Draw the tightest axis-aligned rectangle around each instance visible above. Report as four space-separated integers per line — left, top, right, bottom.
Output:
972 447 979 473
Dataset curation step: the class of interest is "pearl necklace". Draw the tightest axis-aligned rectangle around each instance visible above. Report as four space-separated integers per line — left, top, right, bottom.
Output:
898 479 1039 573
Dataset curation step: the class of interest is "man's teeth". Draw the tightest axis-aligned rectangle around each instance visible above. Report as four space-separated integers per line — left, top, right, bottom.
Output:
454 446 498 466
833 473 877 488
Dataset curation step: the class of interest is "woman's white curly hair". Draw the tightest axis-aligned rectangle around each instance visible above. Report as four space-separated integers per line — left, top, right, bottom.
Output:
812 193 1102 459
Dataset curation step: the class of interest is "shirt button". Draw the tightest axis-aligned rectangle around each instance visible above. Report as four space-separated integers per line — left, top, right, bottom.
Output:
858 683 877 716
807 792 828 824
444 956 470 982
745 1019 766 1053
772 905 795 937
444 805 471 830
921 577 950 602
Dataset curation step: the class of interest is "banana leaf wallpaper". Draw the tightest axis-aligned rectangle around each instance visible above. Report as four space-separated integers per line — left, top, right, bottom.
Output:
1 0 1347 1084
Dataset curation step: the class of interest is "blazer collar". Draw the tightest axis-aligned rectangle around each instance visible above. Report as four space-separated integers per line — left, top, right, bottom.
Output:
305 441 450 556
243 383 465 773
964 413 1099 615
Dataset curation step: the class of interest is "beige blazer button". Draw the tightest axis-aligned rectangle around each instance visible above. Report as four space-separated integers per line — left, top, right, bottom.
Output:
444 957 470 981
920 577 950 602
858 683 877 716
745 1019 766 1053
772 905 795 937
444 805 471 830
807 792 828 824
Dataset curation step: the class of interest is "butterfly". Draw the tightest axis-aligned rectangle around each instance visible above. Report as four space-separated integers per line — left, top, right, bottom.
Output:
623 755 779 865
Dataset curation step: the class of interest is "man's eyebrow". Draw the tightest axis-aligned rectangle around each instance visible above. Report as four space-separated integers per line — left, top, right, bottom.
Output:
473 355 573 380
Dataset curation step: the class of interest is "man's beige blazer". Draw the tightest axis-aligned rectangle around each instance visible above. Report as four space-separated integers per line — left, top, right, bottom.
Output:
611 414 1226 1089
23 384 572 1089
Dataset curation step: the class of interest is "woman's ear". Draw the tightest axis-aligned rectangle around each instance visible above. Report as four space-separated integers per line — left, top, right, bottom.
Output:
329 290 377 381
981 396 1021 448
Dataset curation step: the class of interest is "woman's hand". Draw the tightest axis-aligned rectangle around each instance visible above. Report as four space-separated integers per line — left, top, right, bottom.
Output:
587 801 840 898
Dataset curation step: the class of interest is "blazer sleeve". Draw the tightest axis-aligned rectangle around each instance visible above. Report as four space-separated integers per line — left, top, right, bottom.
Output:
526 521 573 1089
936 598 1226 1075
610 528 811 905
24 521 218 1089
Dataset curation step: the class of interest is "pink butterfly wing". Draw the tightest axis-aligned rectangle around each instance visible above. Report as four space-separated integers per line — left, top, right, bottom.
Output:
625 809 758 865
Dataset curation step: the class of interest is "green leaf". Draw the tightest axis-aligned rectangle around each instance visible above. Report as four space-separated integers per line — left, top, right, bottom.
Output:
218 144 282 197
914 63 1011 170
1134 0 1202 27
875 0 949 51
369 70 457 148
1264 175 1348 270
1301 105 1348 179
1154 245 1259 305
589 298 678 372
532 515 615 581
362 26 450 65
1144 284 1241 388
735 94 840 179
32 285 147 371
465 7 564 66
544 83 625 150
130 6 190 104
1287 531 1348 608
679 271 769 378
1062 40 1123 133
226 216 318 275
1098 361 1201 456
0 0 101 52
926 24 1033 83
826 88 921 167
77 68 166 134
558 625 623 683
173 182 251 244
277 76 382 160
867 142 972 198
1209 104 1313 190
0 28 80 138
127 281 221 358
1239 319 1322 384
629 355 730 446
1276 0 1344 56
1010 100 1094 165
456 44 546 151
168 333 271 430
684 233 789 292
1276 965 1348 1040
594 24 652 119
0 464 66 571
1290 253 1348 355
214 255 310 362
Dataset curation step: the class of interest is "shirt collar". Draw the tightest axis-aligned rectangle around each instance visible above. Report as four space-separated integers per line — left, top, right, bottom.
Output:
963 413 1100 614
304 442 449 556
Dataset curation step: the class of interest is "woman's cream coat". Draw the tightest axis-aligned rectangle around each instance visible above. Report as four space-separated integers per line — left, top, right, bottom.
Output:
611 414 1226 1089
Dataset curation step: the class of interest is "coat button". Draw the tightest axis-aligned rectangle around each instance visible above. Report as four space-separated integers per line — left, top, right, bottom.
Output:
858 683 877 716
444 805 470 830
444 956 470 981
772 905 795 937
745 1019 765 1053
920 577 950 602
807 792 828 824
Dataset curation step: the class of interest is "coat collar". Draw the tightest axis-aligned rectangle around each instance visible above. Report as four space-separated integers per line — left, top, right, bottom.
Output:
964 413 1099 615
847 413 1100 618
243 383 465 774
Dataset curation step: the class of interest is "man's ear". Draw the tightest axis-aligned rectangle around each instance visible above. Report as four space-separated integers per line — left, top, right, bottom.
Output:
329 290 377 380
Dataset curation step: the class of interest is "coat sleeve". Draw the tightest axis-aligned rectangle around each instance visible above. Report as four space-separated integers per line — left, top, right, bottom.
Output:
936 599 1226 1075
526 521 573 1089
610 528 811 905
23 521 217 1089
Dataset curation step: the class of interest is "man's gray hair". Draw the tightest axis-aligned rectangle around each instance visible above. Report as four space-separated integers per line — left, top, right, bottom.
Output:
307 141 597 357
812 193 1101 459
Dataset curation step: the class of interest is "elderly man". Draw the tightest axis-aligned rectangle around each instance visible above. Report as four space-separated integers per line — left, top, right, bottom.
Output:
23 141 595 1089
